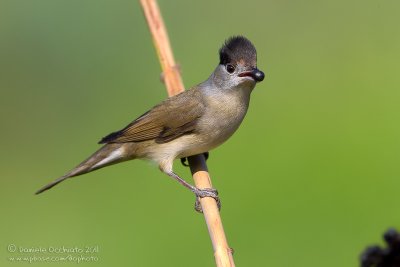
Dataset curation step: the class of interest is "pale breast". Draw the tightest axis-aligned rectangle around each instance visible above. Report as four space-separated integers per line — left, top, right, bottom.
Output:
195 87 252 151
138 86 252 165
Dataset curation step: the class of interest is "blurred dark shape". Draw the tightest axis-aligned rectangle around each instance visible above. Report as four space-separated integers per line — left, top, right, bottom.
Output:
361 228 400 267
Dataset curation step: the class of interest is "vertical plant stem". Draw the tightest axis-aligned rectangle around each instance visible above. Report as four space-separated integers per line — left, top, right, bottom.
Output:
139 0 235 266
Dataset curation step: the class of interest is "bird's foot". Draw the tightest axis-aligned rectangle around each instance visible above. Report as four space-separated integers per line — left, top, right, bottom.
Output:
180 152 209 167
192 187 221 213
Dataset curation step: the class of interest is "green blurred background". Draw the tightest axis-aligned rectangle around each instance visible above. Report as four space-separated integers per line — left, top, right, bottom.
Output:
1 0 400 266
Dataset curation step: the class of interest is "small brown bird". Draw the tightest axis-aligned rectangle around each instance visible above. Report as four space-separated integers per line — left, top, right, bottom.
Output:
36 36 264 207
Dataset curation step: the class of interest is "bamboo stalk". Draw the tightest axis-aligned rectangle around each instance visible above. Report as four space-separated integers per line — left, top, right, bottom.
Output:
139 0 235 266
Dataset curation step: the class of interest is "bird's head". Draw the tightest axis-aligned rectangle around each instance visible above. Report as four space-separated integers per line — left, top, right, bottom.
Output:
212 36 264 89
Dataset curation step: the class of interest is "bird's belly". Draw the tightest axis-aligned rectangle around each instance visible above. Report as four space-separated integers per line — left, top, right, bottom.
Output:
141 135 209 163
142 88 251 163
146 128 237 162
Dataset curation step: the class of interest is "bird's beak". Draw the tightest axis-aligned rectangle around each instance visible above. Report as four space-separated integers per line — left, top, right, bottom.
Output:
238 68 265 82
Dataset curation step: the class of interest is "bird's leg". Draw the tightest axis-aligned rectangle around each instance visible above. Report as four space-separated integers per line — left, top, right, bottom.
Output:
165 170 220 213
180 152 209 167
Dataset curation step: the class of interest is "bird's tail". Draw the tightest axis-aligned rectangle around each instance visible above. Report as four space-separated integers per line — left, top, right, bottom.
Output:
35 143 129 194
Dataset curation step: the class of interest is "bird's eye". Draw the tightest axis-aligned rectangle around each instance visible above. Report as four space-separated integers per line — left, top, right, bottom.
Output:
226 64 235 74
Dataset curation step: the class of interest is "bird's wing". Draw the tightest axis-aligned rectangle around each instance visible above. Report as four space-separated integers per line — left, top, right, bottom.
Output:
98 88 205 144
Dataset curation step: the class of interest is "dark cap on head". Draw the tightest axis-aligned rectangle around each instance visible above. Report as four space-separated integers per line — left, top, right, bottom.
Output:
219 36 257 66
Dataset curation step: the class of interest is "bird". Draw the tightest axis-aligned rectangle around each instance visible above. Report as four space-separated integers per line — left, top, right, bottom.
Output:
36 36 265 209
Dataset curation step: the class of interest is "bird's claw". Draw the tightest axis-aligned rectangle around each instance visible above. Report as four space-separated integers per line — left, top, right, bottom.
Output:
180 152 209 167
193 187 221 213
180 157 189 167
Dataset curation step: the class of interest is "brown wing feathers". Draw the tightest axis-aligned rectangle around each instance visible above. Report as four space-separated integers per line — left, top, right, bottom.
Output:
99 89 204 144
